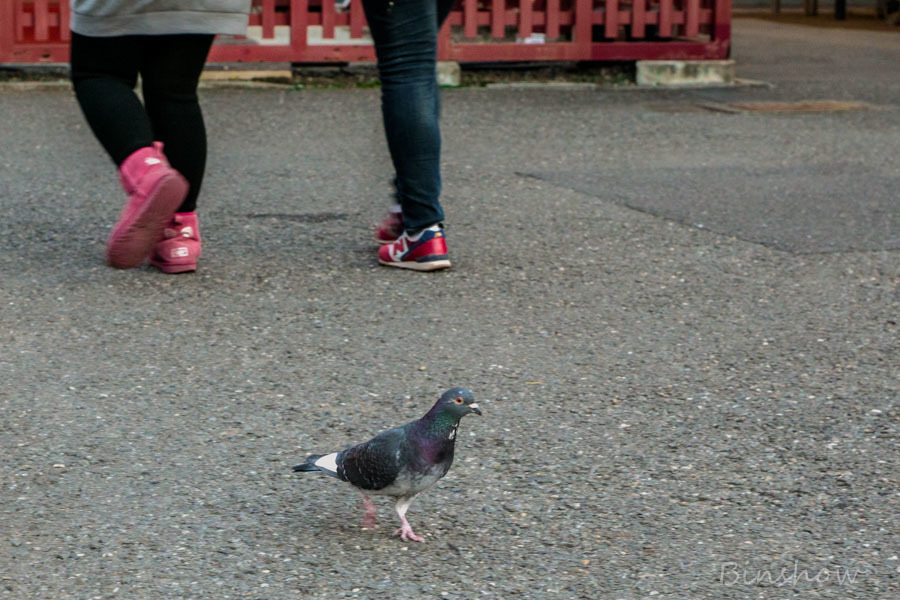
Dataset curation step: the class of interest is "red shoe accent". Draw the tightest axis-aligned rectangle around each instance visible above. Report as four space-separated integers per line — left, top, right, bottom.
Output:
405 236 448 261
378 225 451 271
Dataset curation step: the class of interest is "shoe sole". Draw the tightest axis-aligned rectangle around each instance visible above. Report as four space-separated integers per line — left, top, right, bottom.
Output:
150 260 197 274
378 258 451 271
106 174 188 269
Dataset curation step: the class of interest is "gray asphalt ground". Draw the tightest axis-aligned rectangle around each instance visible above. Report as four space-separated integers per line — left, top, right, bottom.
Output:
1 18 898 600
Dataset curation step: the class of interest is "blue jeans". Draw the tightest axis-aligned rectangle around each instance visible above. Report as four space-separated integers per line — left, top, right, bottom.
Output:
361 0 455 233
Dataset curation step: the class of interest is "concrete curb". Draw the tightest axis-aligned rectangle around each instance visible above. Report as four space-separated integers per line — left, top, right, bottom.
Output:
0 80 72 91
483 78 771 91
636 60 736 87
437 61 461 87
200 69 293 82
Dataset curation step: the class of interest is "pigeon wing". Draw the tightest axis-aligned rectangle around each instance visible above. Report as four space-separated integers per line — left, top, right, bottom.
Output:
337 425 409 491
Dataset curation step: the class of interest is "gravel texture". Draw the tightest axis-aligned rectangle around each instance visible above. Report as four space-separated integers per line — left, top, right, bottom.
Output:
0 19 897 600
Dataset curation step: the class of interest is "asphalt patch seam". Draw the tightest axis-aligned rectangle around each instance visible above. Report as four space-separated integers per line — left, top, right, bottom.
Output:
516 171 900 256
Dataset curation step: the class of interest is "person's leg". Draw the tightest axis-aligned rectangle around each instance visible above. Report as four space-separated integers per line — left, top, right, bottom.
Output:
139 34 215 213
70 33 189 269
135 35 214 273
70 33 152 165
362 0 453 233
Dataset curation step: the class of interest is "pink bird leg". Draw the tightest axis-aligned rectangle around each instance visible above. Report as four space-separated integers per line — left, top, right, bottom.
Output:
392 497 424 542
361 494 377 529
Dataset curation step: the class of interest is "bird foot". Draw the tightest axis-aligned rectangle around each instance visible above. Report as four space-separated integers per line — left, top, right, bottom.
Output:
392 523 424 543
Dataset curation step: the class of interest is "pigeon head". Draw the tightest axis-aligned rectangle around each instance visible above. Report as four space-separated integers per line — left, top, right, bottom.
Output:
433 387 482 418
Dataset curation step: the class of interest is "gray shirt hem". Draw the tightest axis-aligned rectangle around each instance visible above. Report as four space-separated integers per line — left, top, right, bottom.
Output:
70 12 249 37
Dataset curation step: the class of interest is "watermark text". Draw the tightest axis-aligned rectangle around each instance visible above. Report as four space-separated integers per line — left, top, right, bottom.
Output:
719 561 866 587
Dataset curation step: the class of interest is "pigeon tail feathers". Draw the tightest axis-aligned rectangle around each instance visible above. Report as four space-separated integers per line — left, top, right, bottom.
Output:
292 464 319 473
292 452 341 478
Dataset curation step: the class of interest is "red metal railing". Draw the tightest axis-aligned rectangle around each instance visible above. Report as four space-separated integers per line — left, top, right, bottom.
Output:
0 0 730 64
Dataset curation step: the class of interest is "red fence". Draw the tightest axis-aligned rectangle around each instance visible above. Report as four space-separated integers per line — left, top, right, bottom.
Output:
0 0 730 64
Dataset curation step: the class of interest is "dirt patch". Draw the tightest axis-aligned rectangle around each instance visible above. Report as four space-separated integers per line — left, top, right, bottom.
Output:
0 67 69 82
259 61 633 89
725 99 876 112
460 62 634 87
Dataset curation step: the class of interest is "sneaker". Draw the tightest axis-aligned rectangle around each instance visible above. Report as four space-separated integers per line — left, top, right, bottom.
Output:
374 207 403 245
107 142 188 269
378 224 451 271
150 212 201 274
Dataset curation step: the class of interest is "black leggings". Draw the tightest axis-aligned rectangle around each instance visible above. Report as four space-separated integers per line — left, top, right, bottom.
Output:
70 32 214 213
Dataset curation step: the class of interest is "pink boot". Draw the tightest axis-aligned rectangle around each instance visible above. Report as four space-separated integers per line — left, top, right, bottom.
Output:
374 206 403 244
106 142 188 269
150 212 202 274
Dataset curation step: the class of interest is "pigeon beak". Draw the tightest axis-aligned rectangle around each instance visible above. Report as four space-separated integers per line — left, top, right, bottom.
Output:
468 403 482 416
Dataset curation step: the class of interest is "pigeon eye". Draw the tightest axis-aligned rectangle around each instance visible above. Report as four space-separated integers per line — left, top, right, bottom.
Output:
454 397 463 404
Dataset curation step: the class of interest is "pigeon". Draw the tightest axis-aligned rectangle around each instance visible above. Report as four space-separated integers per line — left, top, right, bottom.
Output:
292 387 481 542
